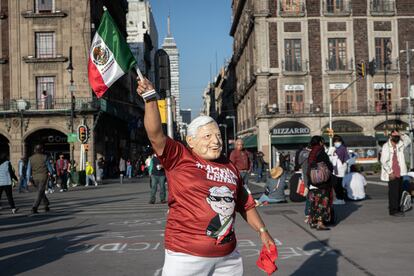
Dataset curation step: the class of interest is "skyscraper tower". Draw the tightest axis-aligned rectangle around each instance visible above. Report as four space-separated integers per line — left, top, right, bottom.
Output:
162 16 182 126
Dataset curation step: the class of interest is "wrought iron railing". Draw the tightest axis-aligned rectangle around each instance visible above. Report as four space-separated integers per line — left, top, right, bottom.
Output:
282 59 308 73
370 0 395 15
326 58 354 72
323 0 352 16
0 97 98 112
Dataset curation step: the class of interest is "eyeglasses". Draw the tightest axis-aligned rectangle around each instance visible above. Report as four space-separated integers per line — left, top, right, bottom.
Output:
208 195 234 203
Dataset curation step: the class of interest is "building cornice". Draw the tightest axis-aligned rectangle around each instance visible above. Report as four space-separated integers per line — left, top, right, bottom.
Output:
230 0 246 36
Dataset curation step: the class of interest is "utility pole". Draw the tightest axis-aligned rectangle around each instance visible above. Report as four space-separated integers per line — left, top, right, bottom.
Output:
384 40 392 134
66 47 75 168
401 41 414 169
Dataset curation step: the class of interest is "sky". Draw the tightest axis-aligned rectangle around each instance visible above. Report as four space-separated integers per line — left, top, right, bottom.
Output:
149 0 233 119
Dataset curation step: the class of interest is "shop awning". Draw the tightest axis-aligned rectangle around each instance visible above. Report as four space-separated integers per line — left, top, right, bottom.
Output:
322 134 377 147
271 135 310 145
242 134 257 148
375 133 388 142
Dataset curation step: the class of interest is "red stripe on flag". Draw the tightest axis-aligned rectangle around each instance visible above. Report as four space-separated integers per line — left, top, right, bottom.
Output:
88 59 108 98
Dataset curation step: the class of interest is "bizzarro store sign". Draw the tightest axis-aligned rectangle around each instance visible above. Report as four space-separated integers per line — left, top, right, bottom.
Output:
271 121 310 136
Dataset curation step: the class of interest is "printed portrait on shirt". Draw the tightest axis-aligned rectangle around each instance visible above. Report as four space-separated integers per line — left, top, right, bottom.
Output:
205 186 236 244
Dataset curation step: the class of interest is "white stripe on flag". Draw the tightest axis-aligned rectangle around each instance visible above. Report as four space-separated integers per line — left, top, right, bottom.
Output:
89 33 125 88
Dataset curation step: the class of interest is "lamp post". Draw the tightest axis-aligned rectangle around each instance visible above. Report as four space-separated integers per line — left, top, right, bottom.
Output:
16 99 29 156
219 123 228 156
66 47 75 168
400 41 414 170
225 115 236 143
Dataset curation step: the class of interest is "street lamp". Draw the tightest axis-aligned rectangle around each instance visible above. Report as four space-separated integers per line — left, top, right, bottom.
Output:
219 123 228 156
66 46 75 168
225 115 236 143
16 99 29 156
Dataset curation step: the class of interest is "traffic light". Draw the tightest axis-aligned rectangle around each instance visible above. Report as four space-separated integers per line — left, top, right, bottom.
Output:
356 61 366 79
326 128 334 138
154 49 171 98
368 58 377 77
77 125 89 143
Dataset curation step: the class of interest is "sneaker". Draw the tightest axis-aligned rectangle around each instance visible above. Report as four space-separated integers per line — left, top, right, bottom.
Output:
12 208 18 214
148 200 155 204
85 184 89 187
59 189 64 192
333 199 345 205
94 183 98 186
390 212 405 217
45 190 49 194
31 208 38 215
45 206 50 212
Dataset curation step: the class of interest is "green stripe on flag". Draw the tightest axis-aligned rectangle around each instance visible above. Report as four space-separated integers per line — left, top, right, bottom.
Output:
97 11 136 72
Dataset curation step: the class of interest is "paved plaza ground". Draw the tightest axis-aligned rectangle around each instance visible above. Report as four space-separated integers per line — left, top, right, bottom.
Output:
0 176 413 276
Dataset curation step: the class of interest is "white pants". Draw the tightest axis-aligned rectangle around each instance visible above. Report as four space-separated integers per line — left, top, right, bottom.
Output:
162 249 243 276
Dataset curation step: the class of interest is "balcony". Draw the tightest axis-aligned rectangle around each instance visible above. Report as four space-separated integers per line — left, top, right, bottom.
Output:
21 10 67 18
323 0 352 16
279 0 306 17
370 0 395 16
0 97 98 112
326 58 354 74
375 58 399 73
282 59 308 75
23 55 68 63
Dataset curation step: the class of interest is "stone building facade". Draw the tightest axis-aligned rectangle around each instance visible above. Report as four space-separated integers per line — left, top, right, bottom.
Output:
230 0 413 166
0 0 145 170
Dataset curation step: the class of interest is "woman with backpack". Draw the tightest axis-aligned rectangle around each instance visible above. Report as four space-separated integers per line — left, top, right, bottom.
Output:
0 153 19 214
307 136 334 230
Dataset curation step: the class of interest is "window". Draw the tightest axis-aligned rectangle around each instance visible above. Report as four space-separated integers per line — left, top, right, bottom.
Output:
330 89 349 113
326 0 344 13
281 0 303 13
36 32 55 58
374 86 392 112
284 39 302 71
36 77 55 109
375 37 391 70
285 90 304 113
328 38 347 70
371 0 395 13
35 0 53 13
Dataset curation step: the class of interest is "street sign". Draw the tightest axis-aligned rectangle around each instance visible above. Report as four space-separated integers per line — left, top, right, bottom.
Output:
67 133 77 143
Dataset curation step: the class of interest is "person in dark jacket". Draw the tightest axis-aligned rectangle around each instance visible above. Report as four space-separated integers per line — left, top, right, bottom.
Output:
307 136 334 230
27 144 53 214
0 153 18 214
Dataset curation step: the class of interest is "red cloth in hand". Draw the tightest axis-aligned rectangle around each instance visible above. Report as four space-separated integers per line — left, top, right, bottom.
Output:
256 243 278 275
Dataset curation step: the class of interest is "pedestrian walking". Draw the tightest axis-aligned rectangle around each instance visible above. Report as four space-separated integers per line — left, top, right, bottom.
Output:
137 77 276 275
96 157 104 184
18 156 28 193
380 129 411 217
56 154 69 192
27 144 53 214
329 135 349 205
85 161 98 187
307 136 334 231
126 159 133 178
0 153 19 214
230 139 252 194
149 155 166 204
119 156 126 177
255 151 266 182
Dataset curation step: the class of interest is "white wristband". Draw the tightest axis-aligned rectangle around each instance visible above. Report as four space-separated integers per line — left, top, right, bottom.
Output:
142 89 159 102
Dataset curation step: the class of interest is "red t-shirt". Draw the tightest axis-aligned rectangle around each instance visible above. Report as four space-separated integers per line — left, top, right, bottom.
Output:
158 137 256 257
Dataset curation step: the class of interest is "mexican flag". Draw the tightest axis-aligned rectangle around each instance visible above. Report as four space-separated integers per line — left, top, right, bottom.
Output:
88 10 136 98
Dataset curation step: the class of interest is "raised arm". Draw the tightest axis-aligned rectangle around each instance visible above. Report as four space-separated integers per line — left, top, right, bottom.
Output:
136 78 167 156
